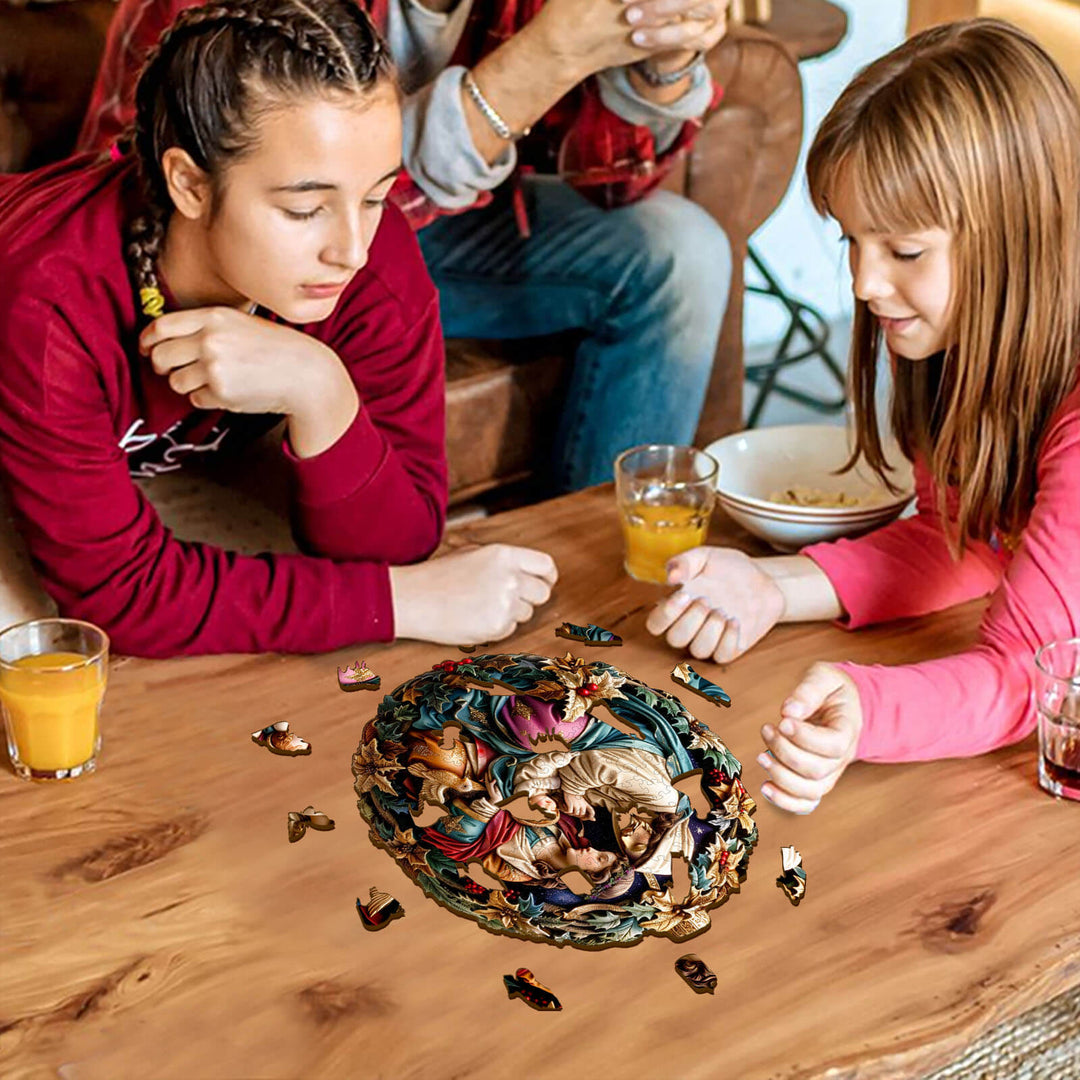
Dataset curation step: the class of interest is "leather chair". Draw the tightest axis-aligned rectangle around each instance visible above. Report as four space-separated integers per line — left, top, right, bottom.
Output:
0 2 804 505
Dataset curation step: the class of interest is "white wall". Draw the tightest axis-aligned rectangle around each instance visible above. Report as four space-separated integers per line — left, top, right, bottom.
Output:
745 0 908 347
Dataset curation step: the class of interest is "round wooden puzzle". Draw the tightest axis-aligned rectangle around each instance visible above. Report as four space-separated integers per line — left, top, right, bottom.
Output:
351 652 758 948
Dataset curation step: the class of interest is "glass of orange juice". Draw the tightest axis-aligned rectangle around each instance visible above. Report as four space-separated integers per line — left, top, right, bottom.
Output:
615 445 718 584
0 618 109 781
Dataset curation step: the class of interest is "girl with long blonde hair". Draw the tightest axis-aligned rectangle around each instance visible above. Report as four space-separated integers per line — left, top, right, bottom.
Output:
646 18 1080 812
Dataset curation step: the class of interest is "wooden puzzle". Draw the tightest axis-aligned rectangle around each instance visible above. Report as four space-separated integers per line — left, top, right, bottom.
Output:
251 721 311 756
777 846 806 905
504 968 562 1011
671 662 732 708
351 652 757 948
357 887 404 930
555 622 622 646
338 659 381 692
287 806 335 843
675 953 717 994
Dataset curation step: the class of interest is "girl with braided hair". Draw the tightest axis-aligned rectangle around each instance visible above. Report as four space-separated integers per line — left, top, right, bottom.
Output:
0 0 556 656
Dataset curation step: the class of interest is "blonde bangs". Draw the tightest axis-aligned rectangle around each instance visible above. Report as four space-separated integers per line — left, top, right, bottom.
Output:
808 123 952 240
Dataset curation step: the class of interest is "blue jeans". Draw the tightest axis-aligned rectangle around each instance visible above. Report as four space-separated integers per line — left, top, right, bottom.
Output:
418 176 733 493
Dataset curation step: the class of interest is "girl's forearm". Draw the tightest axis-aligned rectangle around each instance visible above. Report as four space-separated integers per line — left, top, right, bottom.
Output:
755 555 845 623
286 362 359 460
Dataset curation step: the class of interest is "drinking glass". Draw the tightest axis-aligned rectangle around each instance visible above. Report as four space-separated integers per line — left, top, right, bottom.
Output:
1033 637 1080 802
615 445 718 585
0 618 109 781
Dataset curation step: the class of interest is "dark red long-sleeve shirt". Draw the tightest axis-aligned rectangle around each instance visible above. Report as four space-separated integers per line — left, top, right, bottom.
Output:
0 155 448 657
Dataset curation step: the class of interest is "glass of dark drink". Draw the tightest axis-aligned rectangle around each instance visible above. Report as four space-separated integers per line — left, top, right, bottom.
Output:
1033 638 1080 802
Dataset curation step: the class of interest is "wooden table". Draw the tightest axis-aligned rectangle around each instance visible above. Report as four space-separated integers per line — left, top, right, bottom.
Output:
2 485 1078 1080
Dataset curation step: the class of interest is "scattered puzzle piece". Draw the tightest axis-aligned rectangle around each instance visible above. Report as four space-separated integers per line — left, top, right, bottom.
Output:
251 721 311 756
675 954 717 995
555 622 622 646
338 659 381 692
671 661 732 707
776 845 806 905
287 806 335 843
504 968 562 1011
356 887 404 930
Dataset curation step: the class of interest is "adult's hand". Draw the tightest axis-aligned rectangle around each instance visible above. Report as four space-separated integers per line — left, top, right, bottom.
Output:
623 0 730 70
529 0 655 78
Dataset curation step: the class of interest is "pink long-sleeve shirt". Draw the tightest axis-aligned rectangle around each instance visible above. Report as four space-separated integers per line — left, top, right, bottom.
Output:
0 155 448 658
801 384 1080 763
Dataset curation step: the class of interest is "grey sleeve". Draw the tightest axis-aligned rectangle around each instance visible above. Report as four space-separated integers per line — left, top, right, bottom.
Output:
595 63 713 155
402 64 517 210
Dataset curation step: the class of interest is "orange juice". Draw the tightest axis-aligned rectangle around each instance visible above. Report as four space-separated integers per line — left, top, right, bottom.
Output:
620 504 709 584
0 652 105 773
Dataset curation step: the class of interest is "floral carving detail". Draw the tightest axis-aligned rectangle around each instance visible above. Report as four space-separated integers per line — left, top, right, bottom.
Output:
352 739 401 797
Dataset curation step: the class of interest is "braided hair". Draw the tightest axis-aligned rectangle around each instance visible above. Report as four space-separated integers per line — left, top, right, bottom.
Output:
126 0 394 318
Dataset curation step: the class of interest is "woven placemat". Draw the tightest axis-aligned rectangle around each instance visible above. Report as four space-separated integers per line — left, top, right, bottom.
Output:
923 980 1080 1079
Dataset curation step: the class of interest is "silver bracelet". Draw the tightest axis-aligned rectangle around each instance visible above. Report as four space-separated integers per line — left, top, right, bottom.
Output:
462 70 530 141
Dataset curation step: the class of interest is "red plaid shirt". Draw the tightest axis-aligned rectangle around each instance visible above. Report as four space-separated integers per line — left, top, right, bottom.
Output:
77 0 722 229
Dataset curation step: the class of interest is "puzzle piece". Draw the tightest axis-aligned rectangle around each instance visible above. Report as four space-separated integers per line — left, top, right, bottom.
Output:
251 721 311 756
287 806 335 843
675 954 717 995
671 662 732 707
776 845 806 906
504 968 562 1011
356 887 404 930
338 659 381 692
555 621 622 646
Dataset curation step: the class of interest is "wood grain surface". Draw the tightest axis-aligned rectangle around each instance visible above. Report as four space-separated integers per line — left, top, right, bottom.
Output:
2 483 1078 1080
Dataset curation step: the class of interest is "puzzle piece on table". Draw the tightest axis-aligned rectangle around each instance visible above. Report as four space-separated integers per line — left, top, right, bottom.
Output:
287 805 335 843
251 721 311 756
675 953 717 995
504 968 562 1011
671 662 732 707
356 887 404 930
555 622 622 646
776 845 806 906
338 659 381 692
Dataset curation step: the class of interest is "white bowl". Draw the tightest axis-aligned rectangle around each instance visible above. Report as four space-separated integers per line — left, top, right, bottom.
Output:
704 425 915 553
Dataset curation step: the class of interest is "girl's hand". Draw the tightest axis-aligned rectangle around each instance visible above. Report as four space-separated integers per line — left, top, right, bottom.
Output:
758 663 863 814
644 546 785 663
390 543 558 646
140 307 347 419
